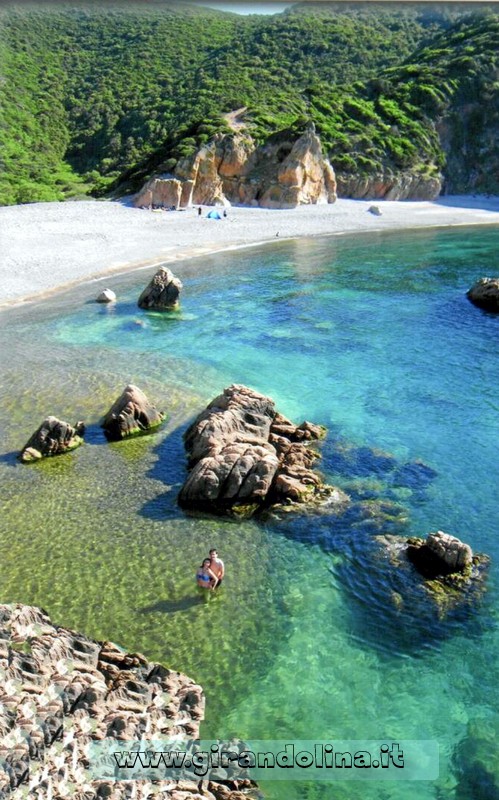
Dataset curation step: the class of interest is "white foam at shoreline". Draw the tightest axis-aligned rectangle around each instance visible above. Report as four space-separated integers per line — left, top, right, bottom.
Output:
1 196 498 307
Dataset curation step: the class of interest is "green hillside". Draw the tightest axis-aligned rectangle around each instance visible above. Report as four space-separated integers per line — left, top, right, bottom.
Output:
0 1 497 205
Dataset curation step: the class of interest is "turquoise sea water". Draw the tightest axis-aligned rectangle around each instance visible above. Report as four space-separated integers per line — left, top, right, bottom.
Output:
1 225 499 799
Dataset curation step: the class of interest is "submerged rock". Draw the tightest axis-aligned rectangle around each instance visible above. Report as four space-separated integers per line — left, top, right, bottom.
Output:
19 417 85 462
467 277 499 312
378 530 489 616
96 288 116 303
138 266 182 310
178 384 340 517
101 384 164 441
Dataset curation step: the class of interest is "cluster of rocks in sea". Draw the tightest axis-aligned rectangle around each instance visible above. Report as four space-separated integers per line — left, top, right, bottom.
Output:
19 265 189 463
0 603 257 800
19 384 164 462
177 385 490 616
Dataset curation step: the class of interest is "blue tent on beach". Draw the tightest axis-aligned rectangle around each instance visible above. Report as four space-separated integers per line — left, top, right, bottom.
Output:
206 210 222 219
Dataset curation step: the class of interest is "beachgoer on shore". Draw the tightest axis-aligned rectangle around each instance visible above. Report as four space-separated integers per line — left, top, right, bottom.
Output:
198 206 202 216
197 558 217 590
223 209 227 218
209 548 225 588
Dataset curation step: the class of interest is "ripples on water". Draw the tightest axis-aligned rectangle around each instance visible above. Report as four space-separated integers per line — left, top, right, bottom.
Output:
1 226 498 800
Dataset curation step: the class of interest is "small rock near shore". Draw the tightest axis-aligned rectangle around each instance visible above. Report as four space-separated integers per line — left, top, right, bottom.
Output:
19 417 85 462
101 384 165 440
96 288 116 303
138 266 182 310
467 277 499 312
368 205 382 216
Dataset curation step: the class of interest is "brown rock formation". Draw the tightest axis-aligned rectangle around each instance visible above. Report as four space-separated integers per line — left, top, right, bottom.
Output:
178 384 339 517
336 172 442 201
19 417 85 463
138 266 183 310
101 384 164 441
134 129 336 210
467 277 499 312
0 604 256 799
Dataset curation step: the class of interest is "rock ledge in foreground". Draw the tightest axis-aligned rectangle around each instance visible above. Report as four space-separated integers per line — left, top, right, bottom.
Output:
19 416 85 462
178 384 343 517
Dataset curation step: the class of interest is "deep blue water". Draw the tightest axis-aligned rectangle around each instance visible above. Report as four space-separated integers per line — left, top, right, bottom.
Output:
1 225 498 800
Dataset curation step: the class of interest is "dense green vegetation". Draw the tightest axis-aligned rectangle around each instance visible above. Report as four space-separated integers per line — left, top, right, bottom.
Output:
0 1 497 204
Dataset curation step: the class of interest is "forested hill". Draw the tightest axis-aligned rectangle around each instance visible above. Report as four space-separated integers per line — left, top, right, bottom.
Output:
0 1 497 205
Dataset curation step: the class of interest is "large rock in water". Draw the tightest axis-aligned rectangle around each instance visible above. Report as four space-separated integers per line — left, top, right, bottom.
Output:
178 384 334 517
467 277 499 312
101 384 164 440
19 417 85 462
0 604 257 798
138 267 182 310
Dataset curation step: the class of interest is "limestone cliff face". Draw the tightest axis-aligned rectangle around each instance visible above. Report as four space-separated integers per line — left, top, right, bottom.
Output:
134 130 337 209
336 171 442 201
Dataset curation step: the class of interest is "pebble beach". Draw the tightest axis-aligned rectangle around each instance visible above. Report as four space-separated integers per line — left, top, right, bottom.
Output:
1 195 498 307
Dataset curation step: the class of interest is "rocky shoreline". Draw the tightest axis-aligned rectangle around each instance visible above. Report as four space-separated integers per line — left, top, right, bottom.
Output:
0 604 258 800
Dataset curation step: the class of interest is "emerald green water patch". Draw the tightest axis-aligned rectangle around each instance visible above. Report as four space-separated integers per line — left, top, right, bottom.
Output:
1 225 499 799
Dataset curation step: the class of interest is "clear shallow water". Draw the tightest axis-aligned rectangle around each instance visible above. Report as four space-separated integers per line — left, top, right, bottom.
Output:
1 226 499 799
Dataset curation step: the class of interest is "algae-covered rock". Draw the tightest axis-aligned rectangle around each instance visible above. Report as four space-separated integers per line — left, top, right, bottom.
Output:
19 416 85 462
408 530 473 576
378 530 489 617
138 266 182 310
101 384 165 441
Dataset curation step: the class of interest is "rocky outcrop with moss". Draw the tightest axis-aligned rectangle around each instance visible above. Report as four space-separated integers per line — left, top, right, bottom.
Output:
19 417 85 463
101 384 165 441
178 384 346 517
377 530 490 616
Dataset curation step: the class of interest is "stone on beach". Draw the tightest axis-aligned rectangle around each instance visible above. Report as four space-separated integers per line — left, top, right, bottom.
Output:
19 416 85 462
138 266 182 310
101 384 164 441
178 384 332 517
96 288 116 303
467 276 499 312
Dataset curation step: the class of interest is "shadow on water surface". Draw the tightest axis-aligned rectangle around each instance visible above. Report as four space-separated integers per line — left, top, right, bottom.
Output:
139 421 191 521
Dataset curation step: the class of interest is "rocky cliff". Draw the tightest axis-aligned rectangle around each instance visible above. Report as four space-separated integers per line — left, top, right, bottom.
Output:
134 129 337 210
335 171 442 201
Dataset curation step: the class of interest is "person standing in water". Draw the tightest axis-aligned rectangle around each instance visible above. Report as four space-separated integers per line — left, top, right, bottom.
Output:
208 549 225 588
196 559 217 590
